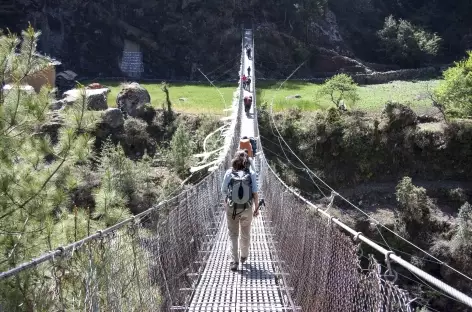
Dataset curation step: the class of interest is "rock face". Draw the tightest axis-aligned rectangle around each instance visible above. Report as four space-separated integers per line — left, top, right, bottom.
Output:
116 82 151 117
39 112 64 144
62 88 110 110
86 92 108 110
102 108 124 128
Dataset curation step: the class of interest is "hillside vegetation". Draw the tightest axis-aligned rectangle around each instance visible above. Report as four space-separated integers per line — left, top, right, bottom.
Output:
2 0 472 78
258 54 472 312
0 28 223 277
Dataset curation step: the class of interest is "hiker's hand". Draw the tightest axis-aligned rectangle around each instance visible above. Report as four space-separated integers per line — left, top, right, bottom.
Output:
253 207 259 217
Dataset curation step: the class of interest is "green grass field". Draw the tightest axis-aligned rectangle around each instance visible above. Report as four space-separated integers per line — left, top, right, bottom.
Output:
257 79 440 114
101 81 237 115
98 79 440 116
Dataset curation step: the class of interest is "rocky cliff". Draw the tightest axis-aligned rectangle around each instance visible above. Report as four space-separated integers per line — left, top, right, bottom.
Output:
2 0 471 79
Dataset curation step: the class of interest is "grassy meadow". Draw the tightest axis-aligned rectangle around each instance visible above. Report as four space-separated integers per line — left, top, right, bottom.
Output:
101 81 238 115
257 79 440 115
98 79 440 116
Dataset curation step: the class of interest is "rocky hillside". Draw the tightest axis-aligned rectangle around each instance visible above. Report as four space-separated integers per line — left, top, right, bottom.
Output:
2 0 472 78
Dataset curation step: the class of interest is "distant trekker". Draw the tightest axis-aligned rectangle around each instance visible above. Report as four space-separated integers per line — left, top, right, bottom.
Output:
246 46 252 60
241 74 248 90
246 77 251 92
243 95 252 113
247 66 251 77
239 137 253 157
221 150 259 271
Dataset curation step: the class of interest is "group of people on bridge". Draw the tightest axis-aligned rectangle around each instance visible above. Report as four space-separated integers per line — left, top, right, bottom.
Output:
220 41 260 272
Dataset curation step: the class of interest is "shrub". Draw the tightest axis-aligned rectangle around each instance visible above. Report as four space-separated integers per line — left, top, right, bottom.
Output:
95 140 158 216
435 51 472 117
395 177 432 240
168 123 194 177
122 117 156 158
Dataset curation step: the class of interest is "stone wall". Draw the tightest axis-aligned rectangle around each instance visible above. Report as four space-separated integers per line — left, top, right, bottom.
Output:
351 66 440 84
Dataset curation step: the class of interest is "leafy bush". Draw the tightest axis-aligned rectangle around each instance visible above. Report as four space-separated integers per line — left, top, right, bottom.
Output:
377 15 441 67
435 51 472 117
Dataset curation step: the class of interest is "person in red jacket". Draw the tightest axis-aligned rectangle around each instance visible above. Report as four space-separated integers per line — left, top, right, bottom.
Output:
241 75 248 90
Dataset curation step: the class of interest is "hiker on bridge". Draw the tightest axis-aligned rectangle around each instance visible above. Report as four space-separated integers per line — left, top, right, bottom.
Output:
246 76 251 92
247 66 251 77
240 136 257 157
243 95 252 113
246 45 252 60
243 149 256 172
222 150 259 271
241 74 248 90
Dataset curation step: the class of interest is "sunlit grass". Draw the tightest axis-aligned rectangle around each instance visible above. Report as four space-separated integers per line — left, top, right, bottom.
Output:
98 81 237 115
258 79 440 114
96 79 441 116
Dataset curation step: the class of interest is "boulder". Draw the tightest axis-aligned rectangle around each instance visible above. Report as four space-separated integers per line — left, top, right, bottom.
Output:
116 82 151 117
102 108 124 128
62 88 110 110
382 102 418 130
87 92 108 110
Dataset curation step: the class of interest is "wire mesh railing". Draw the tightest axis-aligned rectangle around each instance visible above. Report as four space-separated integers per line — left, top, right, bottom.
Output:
258 154 412 311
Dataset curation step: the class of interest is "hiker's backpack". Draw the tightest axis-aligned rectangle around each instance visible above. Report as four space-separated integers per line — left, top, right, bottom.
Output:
239 139 253 157
228 170 252 205
249 137 257 154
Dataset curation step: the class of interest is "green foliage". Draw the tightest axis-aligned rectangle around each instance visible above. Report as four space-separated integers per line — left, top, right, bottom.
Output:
377 15 441 67
96 140 158 216
168 123 194 177
395 177 433 241
395 177 431 224
0 28 100 270
316 74 359 108
122 117 156 158
435 51 472 117
453 202 472 246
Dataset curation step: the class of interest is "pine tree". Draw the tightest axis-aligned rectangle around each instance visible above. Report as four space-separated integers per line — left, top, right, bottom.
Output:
0 26 98 270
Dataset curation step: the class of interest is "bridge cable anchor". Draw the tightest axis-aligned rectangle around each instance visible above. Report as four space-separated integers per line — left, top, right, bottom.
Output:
384 251 398 283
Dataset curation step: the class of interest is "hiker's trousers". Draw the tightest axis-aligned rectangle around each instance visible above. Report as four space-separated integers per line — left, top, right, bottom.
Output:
226 204 253 263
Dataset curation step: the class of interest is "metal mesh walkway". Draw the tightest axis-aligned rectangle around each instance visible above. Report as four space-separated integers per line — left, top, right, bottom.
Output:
187 212 294 311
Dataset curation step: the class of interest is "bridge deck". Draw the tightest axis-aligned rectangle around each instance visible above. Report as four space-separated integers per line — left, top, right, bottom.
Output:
186 29 294 312
187 214 290 311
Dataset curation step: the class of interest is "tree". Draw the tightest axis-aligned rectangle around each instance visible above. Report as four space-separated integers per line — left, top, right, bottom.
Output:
161 81 172 114
168 123 193 177
0 26 99 270
317 74 359 109
395 177 432 239
435 51 472 117
377 15 441 67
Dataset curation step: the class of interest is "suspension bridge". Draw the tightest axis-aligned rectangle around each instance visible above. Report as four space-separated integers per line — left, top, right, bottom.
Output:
1 28 472 312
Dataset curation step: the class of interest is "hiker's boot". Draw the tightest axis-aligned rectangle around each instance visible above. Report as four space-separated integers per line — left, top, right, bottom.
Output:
240 257 247 264
230 262 239 271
